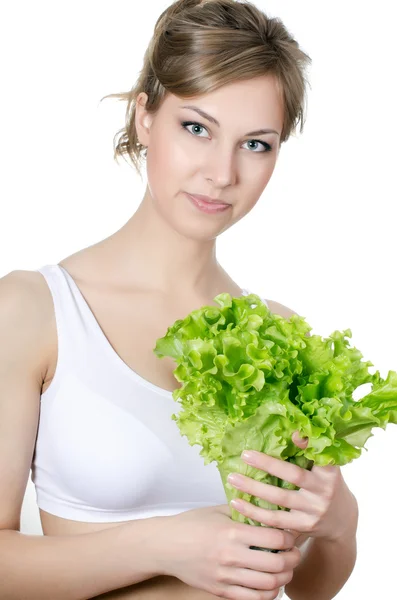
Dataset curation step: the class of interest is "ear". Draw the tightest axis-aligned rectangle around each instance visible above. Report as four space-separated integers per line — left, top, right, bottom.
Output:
135 92 154 148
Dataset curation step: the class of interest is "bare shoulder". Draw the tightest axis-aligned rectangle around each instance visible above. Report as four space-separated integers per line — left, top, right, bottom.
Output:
0 269 54 324
1 268 49 291
266 299 298 320
0 269 56 383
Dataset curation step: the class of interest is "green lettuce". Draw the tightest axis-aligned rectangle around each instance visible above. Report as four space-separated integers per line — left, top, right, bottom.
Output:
154 293 397 526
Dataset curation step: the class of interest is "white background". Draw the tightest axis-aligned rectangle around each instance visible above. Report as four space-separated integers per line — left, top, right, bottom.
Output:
1 1 396 598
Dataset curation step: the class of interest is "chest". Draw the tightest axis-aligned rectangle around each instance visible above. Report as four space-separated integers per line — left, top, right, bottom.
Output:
35 278 230 516
91 291 184 392
45 276 220 394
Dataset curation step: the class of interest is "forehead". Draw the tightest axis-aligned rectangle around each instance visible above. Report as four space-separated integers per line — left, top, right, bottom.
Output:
160 74 284 127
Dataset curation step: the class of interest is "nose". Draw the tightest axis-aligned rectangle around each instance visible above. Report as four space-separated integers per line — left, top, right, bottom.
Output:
205 145 237 189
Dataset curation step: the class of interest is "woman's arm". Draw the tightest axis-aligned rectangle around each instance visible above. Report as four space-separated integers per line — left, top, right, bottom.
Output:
90 574 216 599
0 273 168 600
0 517 166 600
285 522 357 600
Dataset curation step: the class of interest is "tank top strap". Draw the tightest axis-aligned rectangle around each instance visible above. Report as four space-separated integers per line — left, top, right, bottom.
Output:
241 288 268 308
36 264 95 399
37 263 93 341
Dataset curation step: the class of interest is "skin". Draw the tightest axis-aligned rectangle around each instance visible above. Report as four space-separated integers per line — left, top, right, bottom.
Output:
131 74 357 565
38 74 358 598
229 437 358 545
106 74 284 300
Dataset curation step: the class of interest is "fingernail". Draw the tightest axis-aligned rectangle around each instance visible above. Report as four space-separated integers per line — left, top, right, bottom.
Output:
227 473 243 484
241 450 257 461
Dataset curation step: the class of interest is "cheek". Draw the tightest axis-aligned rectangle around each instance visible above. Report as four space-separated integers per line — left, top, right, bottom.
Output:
238 156 278 212
146 132 200 234
256 154 278 188
146 132 192 199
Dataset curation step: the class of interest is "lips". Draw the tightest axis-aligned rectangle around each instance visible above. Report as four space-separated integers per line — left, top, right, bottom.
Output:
186 192 231 214
188 193 230 206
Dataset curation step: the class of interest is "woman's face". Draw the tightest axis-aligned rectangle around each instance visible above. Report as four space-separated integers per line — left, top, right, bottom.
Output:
135 74 284 241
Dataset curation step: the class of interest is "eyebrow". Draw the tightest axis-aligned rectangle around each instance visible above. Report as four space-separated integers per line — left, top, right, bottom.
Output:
179 104 280 137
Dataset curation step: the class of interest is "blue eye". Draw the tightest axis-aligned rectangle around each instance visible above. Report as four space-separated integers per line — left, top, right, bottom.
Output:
245 140 272 153
181 121 272 153
181 121 209 138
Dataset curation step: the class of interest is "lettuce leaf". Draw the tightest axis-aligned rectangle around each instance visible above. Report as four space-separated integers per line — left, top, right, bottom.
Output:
154 293 397 526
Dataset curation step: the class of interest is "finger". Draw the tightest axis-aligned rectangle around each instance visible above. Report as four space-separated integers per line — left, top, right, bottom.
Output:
311 463 341 481
220 565 293 593
221 582 283 600
229 476 308 511
236 499 312 533
238 520 296 550
239 545 301 574
292 430 309 449
241 450 318 493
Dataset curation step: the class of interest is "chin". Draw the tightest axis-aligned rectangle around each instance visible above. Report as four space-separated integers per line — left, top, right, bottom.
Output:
163 206 233 241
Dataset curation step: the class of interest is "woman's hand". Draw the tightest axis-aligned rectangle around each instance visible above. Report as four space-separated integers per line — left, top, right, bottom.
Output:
157 503 301 600
227 431 359 544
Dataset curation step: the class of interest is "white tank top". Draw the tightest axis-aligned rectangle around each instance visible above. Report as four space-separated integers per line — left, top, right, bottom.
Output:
30 264 268 523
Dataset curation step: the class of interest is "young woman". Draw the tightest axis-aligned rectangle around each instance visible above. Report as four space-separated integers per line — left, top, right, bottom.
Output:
0 1 358 599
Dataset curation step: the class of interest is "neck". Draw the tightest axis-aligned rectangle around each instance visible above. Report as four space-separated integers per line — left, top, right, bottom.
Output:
99 189 227 298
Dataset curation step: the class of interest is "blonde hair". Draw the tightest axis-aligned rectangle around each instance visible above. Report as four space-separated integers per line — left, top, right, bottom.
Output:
101 0 311 179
